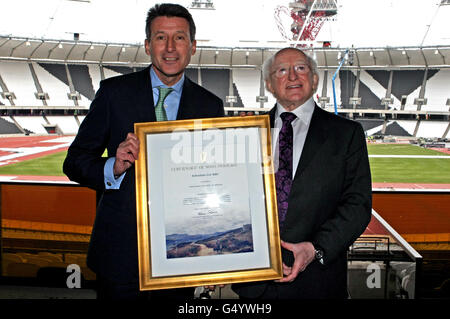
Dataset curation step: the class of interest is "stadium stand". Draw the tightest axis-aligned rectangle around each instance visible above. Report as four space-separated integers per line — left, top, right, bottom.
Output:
357 119 385 132
0 43 449 139
382 122 413 136
102 67 121 82
0 116 22 134
67 64 96 101
200 69 237 106
87 64 102 93
1 250 95 283
366 70 440 110
6 263 40 278
0 61 40 107
422 69 450 112
232 69 258 108
2 253 24 274
46 116 79 135
340 70 382 109
234 69 267 108
34 63 73 107
11 116 48 135
184 67 199 83
416 121 449 138
396 120 419 136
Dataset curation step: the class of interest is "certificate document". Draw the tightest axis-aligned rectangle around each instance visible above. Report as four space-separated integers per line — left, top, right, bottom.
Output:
135 116 282 290
146 127 271 277
163 149 254 259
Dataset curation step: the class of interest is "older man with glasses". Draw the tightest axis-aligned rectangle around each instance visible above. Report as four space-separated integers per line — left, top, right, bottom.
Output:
232 47 372 299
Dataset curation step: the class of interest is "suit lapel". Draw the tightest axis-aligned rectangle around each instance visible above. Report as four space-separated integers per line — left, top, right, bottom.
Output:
135 66 156 123
293 105 329 179
135 71 200 122
268 104 328 180
269 103 329 234
176 77 198 120
268 105 277 128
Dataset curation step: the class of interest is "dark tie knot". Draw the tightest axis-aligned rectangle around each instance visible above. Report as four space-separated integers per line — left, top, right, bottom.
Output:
280 112 297 124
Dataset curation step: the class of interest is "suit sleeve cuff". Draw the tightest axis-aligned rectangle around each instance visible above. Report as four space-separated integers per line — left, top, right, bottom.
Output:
104 157 125 189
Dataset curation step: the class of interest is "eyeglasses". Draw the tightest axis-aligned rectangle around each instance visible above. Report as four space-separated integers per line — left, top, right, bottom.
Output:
271 63 310 78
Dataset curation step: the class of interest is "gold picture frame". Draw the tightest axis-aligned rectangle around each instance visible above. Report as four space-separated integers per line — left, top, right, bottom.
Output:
135 115 282 291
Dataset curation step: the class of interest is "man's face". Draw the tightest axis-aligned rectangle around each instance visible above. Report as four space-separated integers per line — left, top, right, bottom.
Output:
145 16 196 86
265 49 318 111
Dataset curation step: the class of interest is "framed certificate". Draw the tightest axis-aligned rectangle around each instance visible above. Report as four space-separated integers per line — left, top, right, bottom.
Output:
134 115 282 291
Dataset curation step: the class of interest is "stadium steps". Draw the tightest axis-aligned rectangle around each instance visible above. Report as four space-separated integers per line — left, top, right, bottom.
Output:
443 122 450 139
0 116 23 134
413 119 421 137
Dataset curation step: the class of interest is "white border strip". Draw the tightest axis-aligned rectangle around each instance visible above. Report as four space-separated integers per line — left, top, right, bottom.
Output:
371 209 422 260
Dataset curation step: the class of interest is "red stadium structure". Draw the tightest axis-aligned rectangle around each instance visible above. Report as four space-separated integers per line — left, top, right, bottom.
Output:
275 0 337 46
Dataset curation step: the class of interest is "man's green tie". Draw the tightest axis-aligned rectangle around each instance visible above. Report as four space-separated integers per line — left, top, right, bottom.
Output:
155 87 173 121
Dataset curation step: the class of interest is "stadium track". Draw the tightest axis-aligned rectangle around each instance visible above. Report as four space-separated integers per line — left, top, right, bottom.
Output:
0 136 449 189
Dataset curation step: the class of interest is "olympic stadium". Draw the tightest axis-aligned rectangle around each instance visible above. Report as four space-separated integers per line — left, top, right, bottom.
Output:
0 0 449 302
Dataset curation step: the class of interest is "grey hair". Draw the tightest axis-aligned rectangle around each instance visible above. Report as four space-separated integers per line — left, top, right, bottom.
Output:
262 47 319 81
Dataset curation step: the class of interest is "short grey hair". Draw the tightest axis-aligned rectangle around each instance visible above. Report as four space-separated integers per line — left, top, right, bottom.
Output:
262 47 319 81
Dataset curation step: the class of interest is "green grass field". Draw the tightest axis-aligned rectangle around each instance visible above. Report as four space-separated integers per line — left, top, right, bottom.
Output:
0 143 449 184
0 151 68 176
367 144 450 156
369 157 450 183
368 144 450 183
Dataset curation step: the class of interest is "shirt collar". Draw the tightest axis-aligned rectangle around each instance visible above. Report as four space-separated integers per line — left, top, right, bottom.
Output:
275 96 315 125
150 66 184 94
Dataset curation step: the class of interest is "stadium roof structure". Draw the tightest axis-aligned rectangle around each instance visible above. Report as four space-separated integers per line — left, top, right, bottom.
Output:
1 0 449 68
1 35 450 70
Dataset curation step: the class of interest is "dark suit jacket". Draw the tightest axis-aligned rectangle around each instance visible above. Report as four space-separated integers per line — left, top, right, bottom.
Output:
63 66 224 284
232 104 372 299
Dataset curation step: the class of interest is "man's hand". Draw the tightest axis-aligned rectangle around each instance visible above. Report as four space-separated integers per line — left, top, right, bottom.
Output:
275 241 315 283
113 133 140 177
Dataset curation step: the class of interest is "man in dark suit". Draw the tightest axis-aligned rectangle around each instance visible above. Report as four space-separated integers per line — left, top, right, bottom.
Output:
232 47 372 299
63 4 224 299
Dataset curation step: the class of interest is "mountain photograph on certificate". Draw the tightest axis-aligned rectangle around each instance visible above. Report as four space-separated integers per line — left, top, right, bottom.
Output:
166 222 254 259
162 148 256 259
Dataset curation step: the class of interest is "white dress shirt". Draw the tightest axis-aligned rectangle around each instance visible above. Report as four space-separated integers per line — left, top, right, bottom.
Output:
272 97 315 179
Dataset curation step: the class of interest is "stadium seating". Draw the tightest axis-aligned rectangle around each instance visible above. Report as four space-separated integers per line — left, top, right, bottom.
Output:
6 262 40 278
2 253 25 276
33 62 73 107
0 61 41 107
2 251 95 283
11 116 48 135
0 60 449 138
422 69 450 112
46 116 79 135
416 121 449 138
0 117 22 134
87 65 103 93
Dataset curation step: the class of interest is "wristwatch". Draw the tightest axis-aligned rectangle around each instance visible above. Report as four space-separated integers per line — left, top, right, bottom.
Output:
314 248 324 265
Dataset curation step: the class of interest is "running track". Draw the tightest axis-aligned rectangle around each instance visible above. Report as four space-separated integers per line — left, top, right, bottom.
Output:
0 136 449 189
